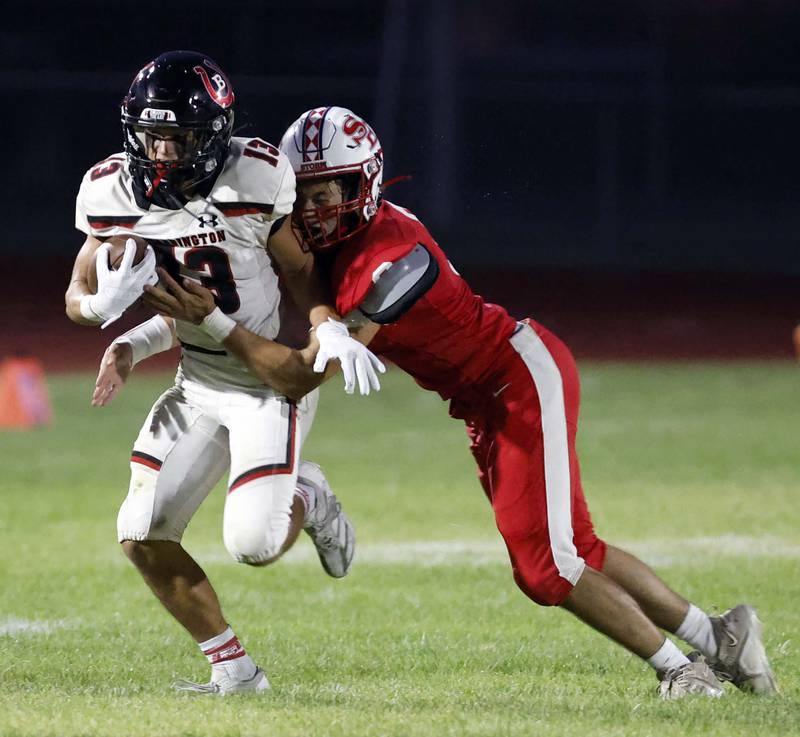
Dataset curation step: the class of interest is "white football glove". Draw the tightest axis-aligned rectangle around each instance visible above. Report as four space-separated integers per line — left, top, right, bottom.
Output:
86 240 158 328
313 318 386 395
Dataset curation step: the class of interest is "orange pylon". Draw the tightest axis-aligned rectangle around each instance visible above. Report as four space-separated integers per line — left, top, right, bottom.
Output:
0 357 53 429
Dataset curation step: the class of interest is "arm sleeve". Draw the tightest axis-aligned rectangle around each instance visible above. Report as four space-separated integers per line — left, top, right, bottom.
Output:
358 244 439 324
112 315 175 366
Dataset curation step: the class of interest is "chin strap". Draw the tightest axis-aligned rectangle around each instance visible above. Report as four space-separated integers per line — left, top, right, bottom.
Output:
145 161 177 199
380 174 412 193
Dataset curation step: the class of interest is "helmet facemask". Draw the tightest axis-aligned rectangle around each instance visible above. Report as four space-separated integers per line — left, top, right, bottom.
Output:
122 112 233 209
293 155 382 251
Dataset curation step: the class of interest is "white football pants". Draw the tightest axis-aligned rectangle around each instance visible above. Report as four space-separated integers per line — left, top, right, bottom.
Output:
117 377 319 564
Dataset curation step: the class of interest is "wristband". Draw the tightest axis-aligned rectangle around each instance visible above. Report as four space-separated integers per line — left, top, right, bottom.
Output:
113 316 175 366
79 294 103 323
201 307 236 343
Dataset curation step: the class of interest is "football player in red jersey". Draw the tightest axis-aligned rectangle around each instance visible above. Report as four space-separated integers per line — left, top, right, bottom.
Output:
127 107 777 699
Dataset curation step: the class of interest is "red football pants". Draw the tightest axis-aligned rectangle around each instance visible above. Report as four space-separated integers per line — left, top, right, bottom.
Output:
464 320 606 606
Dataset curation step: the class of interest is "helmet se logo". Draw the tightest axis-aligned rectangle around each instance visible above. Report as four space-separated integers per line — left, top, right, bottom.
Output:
342 115 377 150
192 62 235 109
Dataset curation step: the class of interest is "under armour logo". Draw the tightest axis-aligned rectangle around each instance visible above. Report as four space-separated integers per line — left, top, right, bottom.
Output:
197 213 219 228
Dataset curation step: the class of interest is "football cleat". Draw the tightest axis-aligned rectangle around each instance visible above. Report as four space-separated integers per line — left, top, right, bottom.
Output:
298 461 355 578
707 604 779 695
657 654 725 700
173 666 269 695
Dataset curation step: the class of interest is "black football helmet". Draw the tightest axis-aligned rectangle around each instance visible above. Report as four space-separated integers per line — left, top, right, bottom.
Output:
121 50 235 210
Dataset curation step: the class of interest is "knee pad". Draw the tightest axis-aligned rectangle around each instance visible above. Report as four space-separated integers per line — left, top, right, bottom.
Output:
117 464 180 542
222 473 295 565
117 465 159 542
223 517 287 565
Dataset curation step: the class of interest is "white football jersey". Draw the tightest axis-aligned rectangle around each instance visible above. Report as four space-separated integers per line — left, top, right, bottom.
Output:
76 137 295 391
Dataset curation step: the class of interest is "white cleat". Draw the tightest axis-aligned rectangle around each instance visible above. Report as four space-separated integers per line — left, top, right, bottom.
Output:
173 666 270 695
708 604 779 695
657 655 725 700
298 461 355 578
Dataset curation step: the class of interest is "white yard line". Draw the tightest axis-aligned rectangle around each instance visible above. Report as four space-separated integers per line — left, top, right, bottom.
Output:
0 618 69 637
625 534 800 567
187 534 800 567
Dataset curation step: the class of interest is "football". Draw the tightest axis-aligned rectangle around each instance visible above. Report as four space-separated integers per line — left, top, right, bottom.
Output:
86 235 150 294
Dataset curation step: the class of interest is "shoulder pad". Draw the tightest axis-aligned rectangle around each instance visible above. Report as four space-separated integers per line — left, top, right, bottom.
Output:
75 153 141 236
359 244 439 324
212 138 295 221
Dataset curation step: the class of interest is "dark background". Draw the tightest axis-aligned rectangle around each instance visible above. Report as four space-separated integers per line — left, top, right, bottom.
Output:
3 0 800 365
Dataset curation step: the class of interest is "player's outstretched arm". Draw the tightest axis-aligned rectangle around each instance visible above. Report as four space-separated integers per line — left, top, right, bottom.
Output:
224 315 382 398
143 270 321 400
267 219 386 393
143 270 382 399
226 315 382 399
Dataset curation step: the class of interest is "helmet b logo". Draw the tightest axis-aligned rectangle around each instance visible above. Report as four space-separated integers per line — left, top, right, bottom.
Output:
212 74 227 96
193 62 234 109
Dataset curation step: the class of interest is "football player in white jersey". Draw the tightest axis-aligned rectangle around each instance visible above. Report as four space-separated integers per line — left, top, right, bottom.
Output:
64 51 384 694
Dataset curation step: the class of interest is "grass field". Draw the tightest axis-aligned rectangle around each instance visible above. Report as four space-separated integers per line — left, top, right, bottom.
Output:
0 363 798 736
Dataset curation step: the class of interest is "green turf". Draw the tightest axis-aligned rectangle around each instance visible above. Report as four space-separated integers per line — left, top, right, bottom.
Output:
0 363 798 736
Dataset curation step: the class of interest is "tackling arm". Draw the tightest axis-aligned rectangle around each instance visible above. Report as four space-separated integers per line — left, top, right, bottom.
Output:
266 218 337 328
141 270 382 400
223 319 381 401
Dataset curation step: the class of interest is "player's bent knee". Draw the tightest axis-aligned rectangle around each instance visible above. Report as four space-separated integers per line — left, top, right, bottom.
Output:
505 537 586 608
224 524 287 566
119 538 185 578
120 538 155 571
512 566 574 607
500 528 589 608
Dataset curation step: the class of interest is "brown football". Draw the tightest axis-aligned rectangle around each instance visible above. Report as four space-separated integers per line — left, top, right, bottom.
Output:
86 235 150 294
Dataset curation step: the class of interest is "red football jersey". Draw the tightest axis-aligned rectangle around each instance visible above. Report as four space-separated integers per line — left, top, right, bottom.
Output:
331 201 518 401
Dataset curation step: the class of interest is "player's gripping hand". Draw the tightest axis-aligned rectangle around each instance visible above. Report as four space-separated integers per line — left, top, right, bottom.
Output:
313 318 386 395
86 240 158 328
142 268 217 324
91 341 133 407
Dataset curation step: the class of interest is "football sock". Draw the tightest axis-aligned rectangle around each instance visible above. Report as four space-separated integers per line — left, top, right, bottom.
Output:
199 626 257 683
675 603 718 658
647 637 690 673
294 479 317 522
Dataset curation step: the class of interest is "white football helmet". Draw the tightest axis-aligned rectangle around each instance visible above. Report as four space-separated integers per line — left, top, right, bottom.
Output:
279 106 383 250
